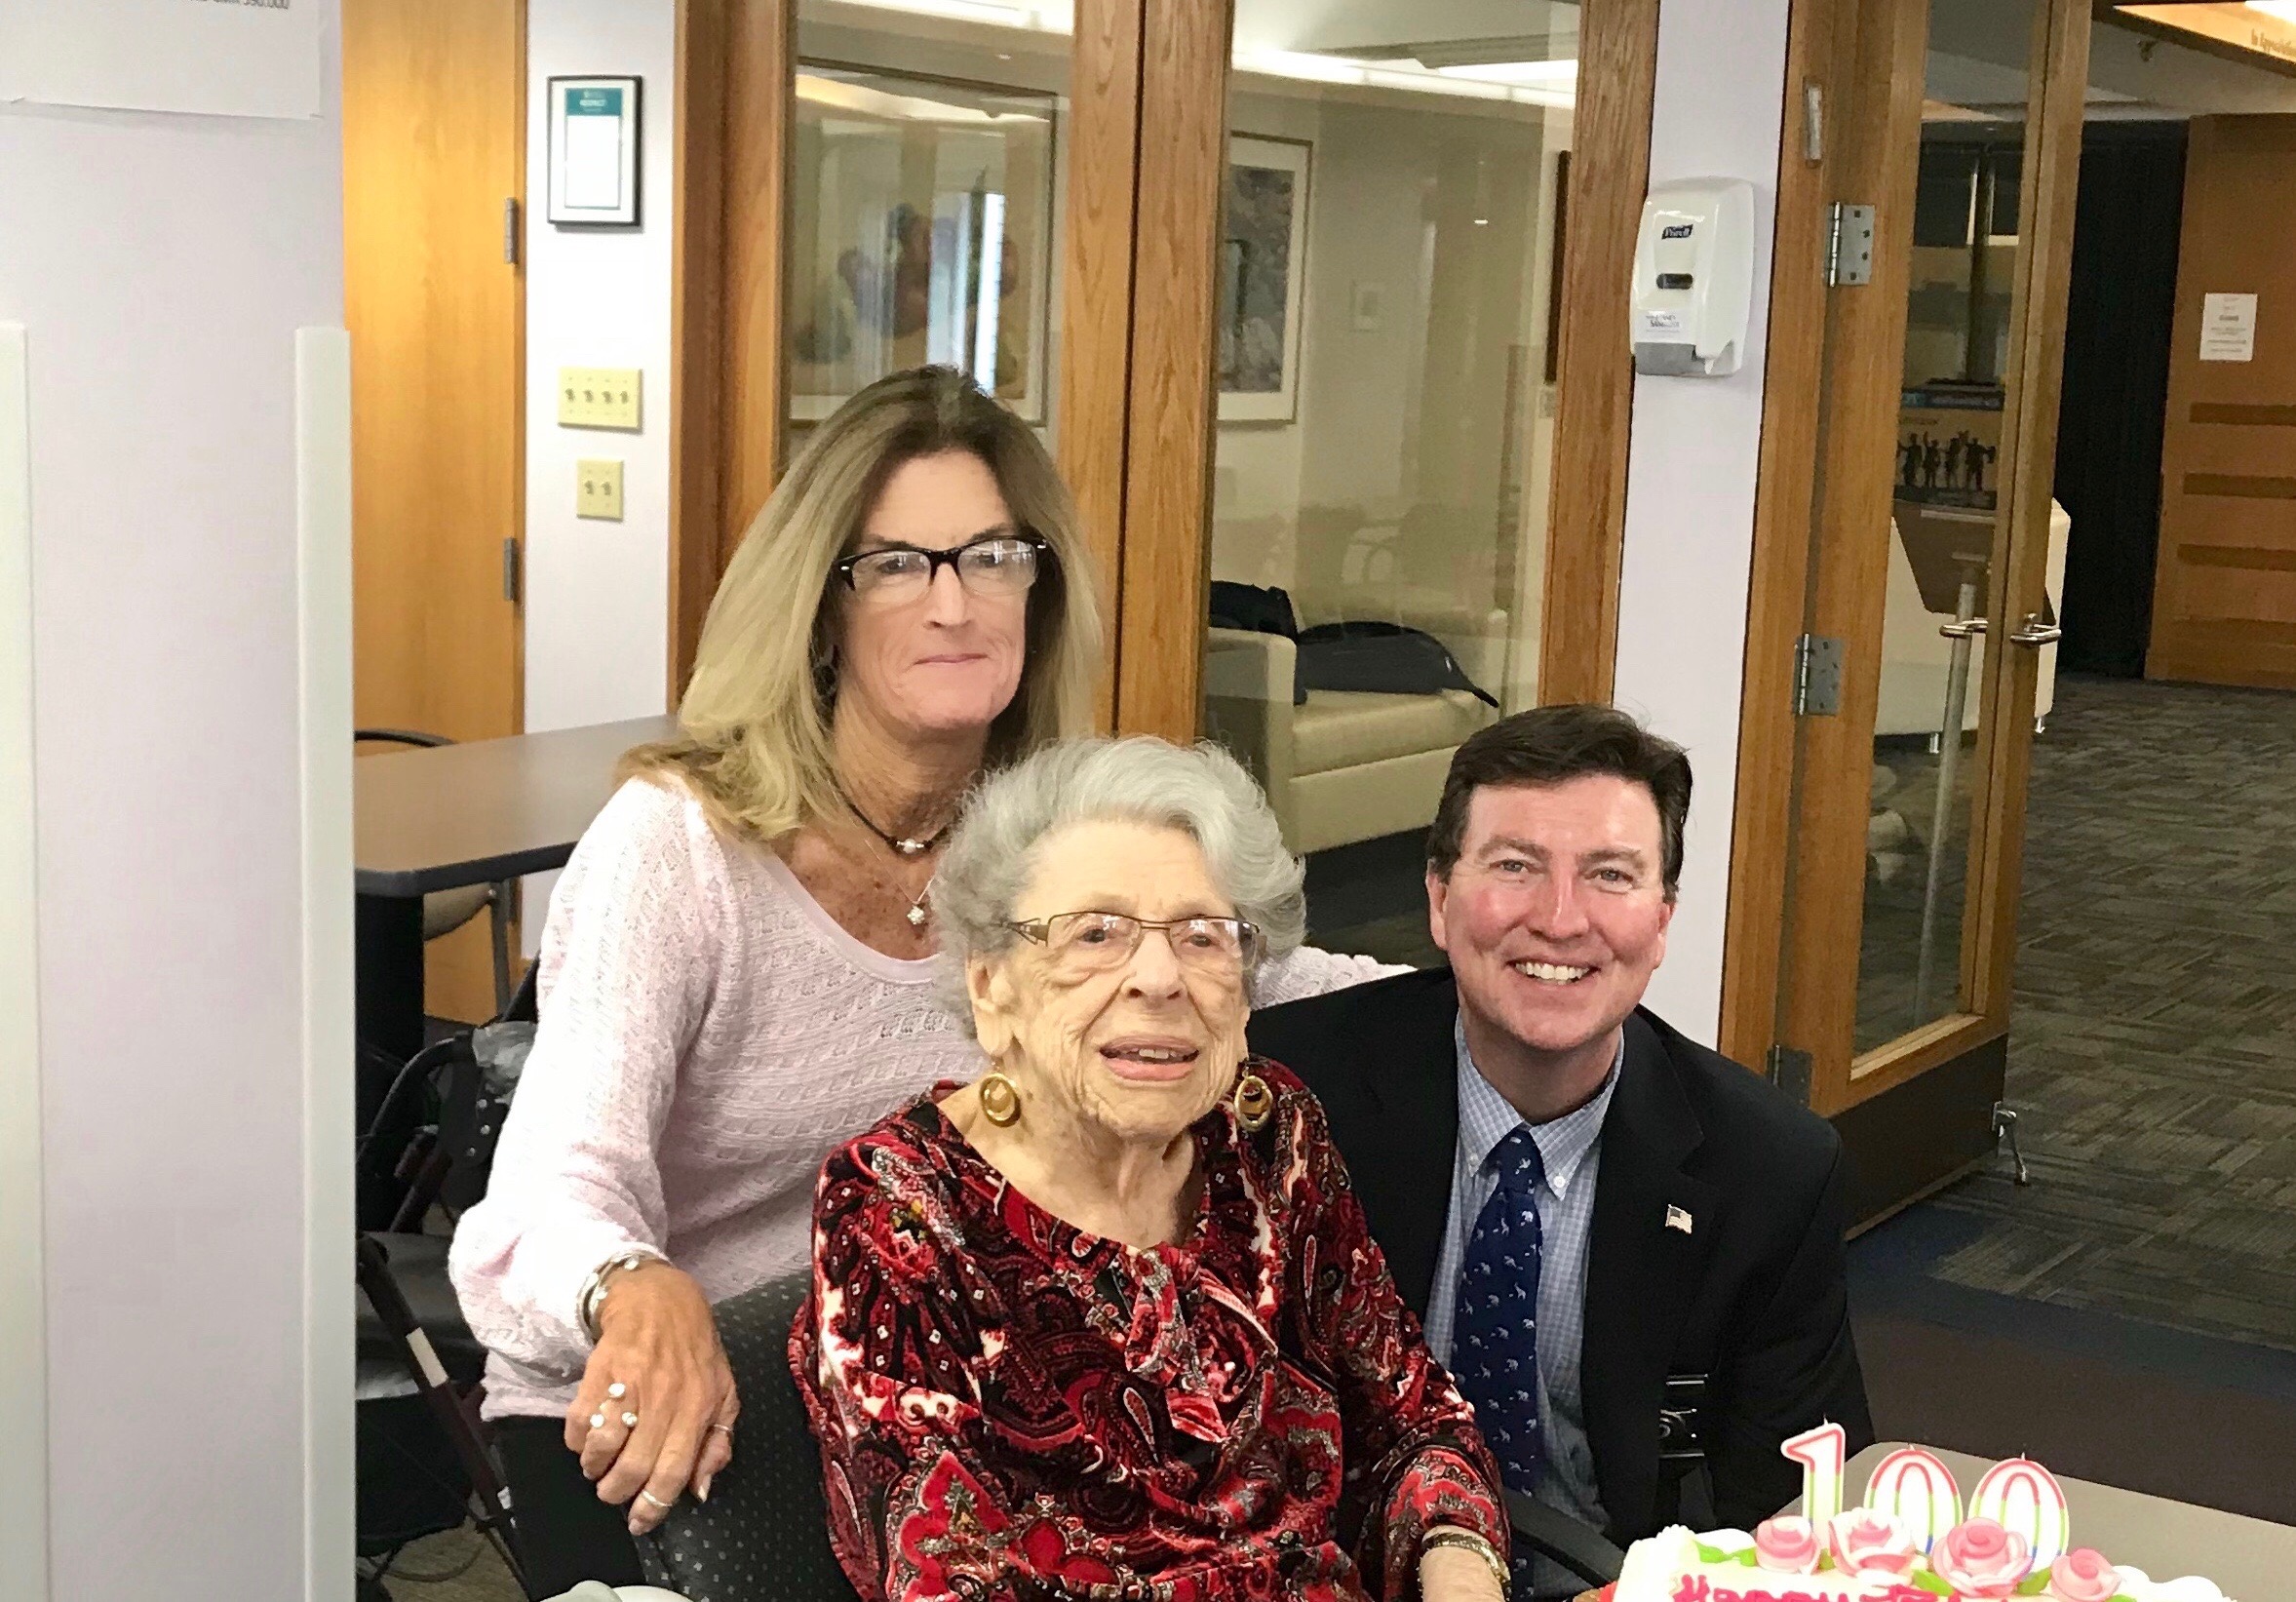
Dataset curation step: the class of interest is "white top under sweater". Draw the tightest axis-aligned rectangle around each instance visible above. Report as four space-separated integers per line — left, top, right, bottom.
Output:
449 775 1402 1421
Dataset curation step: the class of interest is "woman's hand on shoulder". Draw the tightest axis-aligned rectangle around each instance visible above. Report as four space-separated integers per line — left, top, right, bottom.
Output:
563 1260 739 1536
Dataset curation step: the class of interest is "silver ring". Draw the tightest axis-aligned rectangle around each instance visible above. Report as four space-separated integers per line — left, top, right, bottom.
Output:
707 1422 734 1436
638 1489 674 1510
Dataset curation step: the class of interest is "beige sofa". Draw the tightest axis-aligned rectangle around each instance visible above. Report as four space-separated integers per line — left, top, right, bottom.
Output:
1204 598 1507 855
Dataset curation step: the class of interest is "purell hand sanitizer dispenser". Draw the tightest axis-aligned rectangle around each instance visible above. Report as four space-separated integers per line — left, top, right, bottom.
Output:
1631 178 1755 376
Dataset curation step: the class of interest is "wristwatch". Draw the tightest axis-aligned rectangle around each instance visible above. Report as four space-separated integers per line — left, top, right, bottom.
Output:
577 1249 663 1343
1421 1526 1510 1599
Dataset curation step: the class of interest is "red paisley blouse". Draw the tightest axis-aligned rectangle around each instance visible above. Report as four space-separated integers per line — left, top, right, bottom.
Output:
791 1061 1508 1602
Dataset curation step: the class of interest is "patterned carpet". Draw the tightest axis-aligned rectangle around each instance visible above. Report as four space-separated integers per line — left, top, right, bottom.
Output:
1899 673 2296 1355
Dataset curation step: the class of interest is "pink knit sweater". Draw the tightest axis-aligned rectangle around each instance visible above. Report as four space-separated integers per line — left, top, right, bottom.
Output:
448 776 1402 1421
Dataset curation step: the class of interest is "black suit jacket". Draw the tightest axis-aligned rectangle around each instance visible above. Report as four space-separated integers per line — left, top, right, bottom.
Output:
1247 967 1872 1540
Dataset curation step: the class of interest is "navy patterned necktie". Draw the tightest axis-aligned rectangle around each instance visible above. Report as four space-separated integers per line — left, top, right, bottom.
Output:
1451 1126 1547 1536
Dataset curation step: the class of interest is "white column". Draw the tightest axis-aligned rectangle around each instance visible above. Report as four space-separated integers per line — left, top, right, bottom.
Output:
1613 0 1794 1047
0 321 52 1602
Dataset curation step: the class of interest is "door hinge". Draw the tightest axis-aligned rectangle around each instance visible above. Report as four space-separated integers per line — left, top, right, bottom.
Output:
1826 202 1874 286
501 536 521 605
503 197 522 266
1767 1045 1814 1106
1803 81 1825 165
1793 633 1844 717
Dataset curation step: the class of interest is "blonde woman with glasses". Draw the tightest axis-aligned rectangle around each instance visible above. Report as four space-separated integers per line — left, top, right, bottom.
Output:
449 367 1396 1593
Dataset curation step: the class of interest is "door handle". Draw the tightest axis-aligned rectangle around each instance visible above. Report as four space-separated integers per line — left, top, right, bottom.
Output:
2008 612 2060 646
1939 618 1987 640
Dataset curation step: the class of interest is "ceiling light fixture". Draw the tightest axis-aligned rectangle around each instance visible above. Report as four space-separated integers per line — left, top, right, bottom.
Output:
815 1 1577 107
1233 48 1576 107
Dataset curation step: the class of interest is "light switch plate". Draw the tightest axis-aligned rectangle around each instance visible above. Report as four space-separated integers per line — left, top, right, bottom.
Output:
558 367 642 430
576 458 624 520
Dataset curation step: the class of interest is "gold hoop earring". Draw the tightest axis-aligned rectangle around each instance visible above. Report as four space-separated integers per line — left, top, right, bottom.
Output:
1232 1072 1274 1132
978 1071 1022 1127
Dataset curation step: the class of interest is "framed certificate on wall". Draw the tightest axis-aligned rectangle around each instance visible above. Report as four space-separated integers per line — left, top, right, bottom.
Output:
548 76 642 228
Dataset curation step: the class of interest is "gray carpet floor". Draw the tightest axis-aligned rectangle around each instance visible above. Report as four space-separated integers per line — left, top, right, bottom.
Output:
1900 673 2296 1354
375 1524 524 1601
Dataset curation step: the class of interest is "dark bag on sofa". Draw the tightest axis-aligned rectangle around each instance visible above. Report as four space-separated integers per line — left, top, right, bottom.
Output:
1208 581 1308 703
1295 620 1500 707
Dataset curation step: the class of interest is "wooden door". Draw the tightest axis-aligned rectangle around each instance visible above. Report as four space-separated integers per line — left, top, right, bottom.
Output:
2147 115 2296 690
345 0 525 1020
1730 0 2090 1223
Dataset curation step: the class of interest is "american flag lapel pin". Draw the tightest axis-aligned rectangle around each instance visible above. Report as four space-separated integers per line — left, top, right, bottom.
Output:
1664 1204 1694 1235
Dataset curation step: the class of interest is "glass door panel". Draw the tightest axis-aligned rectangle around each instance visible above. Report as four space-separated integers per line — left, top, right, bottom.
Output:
787 1 1073 448
1767 0 2087 1155
1201 0 1579 964
1858 118 2030 1053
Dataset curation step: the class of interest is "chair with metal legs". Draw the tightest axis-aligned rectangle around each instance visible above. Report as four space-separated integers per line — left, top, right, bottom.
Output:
357 994 538 1597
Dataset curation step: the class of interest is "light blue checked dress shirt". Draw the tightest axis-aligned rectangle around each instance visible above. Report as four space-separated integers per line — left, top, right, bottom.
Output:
1424 1020 1620 1598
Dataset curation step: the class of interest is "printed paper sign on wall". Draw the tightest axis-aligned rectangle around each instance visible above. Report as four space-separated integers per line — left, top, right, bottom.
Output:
0 0 321 119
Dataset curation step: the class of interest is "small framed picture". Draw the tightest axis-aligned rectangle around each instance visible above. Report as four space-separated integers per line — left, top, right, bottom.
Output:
1219 135 1311 423
548 75 642 228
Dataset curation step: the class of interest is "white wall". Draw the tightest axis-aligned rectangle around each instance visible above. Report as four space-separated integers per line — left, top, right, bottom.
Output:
525 0 679 737
0 12 350 1598
1612 0 1792 1046
521 0 678 951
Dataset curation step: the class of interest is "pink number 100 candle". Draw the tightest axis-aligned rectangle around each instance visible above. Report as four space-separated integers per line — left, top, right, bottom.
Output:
1780 1422 1847 1525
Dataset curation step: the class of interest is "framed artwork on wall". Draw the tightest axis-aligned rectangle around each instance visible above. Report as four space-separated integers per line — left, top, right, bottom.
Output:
1219 134 1311 423
787 64 1058 423
547 76 642 228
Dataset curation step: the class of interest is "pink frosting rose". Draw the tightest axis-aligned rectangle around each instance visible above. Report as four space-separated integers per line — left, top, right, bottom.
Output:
1935 1518 2036 1598
1753 1516 1823 1575
1825 1507 1920 1580
2048 1548 2123 1602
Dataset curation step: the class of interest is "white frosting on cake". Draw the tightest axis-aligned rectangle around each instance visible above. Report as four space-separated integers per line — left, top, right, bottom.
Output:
1610 1528 2236 1602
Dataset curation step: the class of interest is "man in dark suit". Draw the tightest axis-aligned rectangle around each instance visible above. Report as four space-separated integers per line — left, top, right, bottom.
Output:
1249 706 1870 1595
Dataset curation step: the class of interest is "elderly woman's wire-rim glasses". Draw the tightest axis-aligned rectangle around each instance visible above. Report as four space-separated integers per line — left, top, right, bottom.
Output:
834 532 1050 605
1008 912 1262 973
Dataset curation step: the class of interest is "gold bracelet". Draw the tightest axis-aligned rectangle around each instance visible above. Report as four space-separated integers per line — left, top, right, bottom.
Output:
1420 1526 1510 1600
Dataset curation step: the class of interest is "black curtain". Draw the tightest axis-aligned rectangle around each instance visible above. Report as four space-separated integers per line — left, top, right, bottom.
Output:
2050 121 2188 678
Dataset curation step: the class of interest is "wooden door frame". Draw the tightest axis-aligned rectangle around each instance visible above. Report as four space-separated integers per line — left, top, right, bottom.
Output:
667 0 1152 716
1106 0 1234 741
1538 0 1663 707
1109 0 1664 735
1722 0 2093 1119
668 1 1661 724
669 0 789 702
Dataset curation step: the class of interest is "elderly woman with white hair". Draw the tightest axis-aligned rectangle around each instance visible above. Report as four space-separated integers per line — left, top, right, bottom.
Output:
794 737 1509 1602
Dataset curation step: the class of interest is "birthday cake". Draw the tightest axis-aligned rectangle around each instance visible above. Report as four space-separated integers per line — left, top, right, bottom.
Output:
1605 1428 2236 1602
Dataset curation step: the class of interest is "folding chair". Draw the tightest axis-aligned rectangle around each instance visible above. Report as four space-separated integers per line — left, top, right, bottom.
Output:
358 996 538 1596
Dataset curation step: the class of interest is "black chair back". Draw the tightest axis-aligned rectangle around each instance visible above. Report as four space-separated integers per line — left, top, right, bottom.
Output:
637 1273 856 1602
